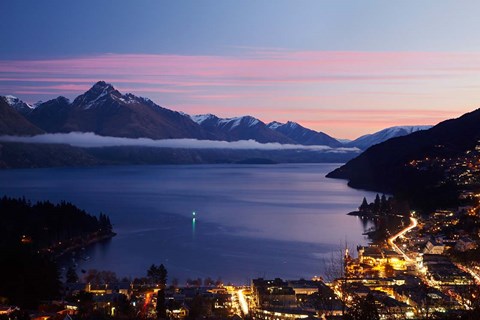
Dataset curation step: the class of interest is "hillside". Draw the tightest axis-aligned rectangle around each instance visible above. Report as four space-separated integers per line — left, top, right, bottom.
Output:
0 97 43 136
327 108 480 209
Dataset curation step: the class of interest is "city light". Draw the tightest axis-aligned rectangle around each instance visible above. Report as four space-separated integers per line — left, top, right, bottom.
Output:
237 289 249 315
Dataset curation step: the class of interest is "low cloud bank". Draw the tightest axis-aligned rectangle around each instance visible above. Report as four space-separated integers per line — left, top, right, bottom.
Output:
0 132 360 153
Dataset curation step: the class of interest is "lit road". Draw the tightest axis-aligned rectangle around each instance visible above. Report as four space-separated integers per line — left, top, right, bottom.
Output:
237 289 249 315
456 263 480 285
387 217 418 262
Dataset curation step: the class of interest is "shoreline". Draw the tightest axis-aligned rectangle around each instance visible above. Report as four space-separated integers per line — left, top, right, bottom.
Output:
52 231 117 259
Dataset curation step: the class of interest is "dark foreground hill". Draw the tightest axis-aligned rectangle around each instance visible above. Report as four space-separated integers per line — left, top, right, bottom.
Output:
327 108 480 204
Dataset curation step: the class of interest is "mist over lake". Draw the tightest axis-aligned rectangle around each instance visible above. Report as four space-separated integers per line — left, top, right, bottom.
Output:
0 163 376 284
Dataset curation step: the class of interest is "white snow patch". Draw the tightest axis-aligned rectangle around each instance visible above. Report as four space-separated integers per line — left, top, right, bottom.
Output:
83 88 110 110
267 121 283 130
4 95 33 109
191 114 216 124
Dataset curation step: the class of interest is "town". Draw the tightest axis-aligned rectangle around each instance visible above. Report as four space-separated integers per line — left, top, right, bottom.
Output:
4 146 480 320
4 141 480 320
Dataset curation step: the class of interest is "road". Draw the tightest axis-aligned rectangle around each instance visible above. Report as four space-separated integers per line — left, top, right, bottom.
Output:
387 217 418 262
237 289 249 315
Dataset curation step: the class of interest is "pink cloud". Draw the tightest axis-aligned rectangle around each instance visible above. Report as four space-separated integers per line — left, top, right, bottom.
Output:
1 50 480 138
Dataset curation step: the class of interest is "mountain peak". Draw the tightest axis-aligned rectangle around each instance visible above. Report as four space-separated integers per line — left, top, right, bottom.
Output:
190 114 218 124
2 95 33 114
73 81 120 109
285 121 300 129
92 80 115 91
218 115 261 129
87 81 117 97
267 121 284 131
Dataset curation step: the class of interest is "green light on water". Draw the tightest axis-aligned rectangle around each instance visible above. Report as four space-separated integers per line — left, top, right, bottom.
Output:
192 216 196 238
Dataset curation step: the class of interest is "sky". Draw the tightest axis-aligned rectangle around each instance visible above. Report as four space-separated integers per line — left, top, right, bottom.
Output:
1 1 480 139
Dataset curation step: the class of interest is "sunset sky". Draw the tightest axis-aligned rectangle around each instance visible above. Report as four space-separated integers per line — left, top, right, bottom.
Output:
1 1 480 139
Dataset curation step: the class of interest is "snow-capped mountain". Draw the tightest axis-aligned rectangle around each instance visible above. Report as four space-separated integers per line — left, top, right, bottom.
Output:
26 81 209 139
346 125 433 150
1 81 431 150
267 121 342 147
191 114 294 143
3 95 34 115
0 96 43 135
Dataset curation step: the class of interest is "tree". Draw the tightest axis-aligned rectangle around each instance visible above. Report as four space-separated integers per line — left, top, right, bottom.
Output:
204 277 215 287
323 244 352 317
380 194 388 214
188 295 211 320
373 194 381 213
157 287 167 319
84 269 118 284
359 197 369 212
147 264 168 319
66 266 79 283
345 293 379 320
147 264 167 285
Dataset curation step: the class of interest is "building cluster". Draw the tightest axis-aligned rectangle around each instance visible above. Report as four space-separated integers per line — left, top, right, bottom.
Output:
408 141 480 187
341 210 480 318
251 278 342 320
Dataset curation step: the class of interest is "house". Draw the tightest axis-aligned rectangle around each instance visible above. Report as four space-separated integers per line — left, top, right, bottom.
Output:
455 237 477 252
423 240 445 254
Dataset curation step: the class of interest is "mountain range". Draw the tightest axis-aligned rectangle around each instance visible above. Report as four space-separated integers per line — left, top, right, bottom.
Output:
1 81 431 151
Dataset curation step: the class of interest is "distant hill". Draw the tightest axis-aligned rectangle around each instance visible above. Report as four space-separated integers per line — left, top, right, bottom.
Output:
267 121 342 147
327 109 480 197
0 141 99 169
346 125 432 150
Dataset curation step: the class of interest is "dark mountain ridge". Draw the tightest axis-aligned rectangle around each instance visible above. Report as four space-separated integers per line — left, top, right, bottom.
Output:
267 121 342 147
327 108 480 195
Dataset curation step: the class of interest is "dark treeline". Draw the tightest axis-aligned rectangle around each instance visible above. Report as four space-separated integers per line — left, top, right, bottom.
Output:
0 196 112 249
358 194 410 216
0 196 114 309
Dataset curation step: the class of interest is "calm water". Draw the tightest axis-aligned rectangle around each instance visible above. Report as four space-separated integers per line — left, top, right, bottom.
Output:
0 163 376 284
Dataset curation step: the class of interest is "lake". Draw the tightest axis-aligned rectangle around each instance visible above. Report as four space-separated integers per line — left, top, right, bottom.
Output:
0 163 376 284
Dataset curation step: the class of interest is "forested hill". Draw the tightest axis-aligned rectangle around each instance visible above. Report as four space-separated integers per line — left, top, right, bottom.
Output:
0 196 114 252
0 197 115 309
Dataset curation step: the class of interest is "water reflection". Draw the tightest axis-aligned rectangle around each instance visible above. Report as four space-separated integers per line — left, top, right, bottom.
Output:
0 164 378 283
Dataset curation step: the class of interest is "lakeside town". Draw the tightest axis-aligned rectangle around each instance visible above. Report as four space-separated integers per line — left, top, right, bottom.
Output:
3 193 480 320
3 143 480 320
